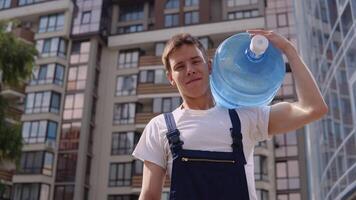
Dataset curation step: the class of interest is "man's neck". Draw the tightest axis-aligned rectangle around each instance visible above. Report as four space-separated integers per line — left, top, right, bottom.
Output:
181 93 215 110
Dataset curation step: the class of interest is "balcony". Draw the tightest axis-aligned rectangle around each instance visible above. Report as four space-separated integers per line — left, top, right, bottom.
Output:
0 84 26 99
4 106 23 122
139 55 162 67
12 27 35 43
137 83 178 94
132 175 171 188
135 112 158 124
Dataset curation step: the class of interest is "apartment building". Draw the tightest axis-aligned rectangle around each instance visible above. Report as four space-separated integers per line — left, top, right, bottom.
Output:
0 0 309 199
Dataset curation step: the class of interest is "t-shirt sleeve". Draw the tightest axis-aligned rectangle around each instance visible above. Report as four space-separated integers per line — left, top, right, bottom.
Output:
248 106 271 142
132 117 167 169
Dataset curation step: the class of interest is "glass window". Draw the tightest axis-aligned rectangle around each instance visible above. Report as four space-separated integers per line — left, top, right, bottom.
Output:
118 50 139 68
81 11 91 25
327 0 338 28
165 0 179 9
36 37 67 58
22 120 57 144
0 0 11 9
185 0 199 7
276 160 300 190
277 13 288 27
111 132 137 155
54 185 74 200
256 189 268 200
70 41 90 64
30 64 64 86
108 162 132 187
25 91 61 114
119 4 144 22
254 156 268 180
13 183 50 200
116 75 137 96
117 24 143 34
63 93 84 120
274 131 298 157
108 195 139 200
59 122 81 151
341 3 352 37
56 153 77 182
164 14 179 27
19 151 53 175
184 11 199 25
113 103 136 124
153 97 181 113
155 42 165 56
227 0 254 7
67 65 87 90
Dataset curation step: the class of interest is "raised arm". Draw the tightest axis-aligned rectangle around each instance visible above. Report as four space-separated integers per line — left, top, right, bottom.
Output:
139 160 166 200
247 30 328 136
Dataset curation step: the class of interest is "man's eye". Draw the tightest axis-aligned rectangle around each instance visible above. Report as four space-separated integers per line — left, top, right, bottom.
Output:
175 65 183 70
193 60 201 64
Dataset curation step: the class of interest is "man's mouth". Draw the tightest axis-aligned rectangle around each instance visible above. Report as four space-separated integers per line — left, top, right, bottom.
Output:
186 78 202 85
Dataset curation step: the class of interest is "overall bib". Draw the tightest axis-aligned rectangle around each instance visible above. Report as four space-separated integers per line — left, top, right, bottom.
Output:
163 109 250 200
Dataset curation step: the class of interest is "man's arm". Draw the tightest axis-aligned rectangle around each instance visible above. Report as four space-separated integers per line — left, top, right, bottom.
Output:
247 30 328 136
139 160 166 200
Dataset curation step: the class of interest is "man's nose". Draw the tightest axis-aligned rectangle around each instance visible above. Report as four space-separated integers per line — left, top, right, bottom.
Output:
186 63 196 75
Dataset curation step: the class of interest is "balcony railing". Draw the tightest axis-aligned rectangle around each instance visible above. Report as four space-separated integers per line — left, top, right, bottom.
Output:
137 83 178 94
12 27 35 43
139 55 162 67
132 175 171 188
135 112 159 124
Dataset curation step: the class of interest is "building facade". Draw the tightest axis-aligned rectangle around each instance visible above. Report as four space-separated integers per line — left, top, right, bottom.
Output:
294 0 356 200
0 0 310 199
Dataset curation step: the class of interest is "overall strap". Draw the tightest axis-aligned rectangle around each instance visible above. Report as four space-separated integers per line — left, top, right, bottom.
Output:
164 112 184 160
228 109 247 164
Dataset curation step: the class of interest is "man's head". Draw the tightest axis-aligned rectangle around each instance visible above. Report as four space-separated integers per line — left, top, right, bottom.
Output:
162 33 212 100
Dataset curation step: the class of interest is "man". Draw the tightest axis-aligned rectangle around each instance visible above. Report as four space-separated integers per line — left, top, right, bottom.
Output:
133 30 328 200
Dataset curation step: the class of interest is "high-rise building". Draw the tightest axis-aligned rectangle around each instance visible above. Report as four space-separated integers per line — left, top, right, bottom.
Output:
294 0 356 200
1 0 310 199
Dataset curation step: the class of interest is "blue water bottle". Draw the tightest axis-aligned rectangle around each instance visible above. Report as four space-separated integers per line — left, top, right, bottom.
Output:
210 32 285 108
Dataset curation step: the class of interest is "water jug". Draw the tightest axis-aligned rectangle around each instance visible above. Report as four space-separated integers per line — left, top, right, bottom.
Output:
210 32 285 108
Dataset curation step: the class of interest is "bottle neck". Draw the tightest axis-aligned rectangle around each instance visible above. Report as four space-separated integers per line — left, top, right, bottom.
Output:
245 48 265 63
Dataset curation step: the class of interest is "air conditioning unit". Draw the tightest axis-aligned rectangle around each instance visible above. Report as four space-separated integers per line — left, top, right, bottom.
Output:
46 140 56 150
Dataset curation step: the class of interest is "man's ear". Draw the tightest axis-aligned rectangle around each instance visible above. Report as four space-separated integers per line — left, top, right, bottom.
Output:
166 71 176 87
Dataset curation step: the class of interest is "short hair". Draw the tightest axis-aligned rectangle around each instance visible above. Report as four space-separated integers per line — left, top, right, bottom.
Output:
162 33 208 71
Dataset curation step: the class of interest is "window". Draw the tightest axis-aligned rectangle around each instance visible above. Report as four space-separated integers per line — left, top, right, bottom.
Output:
113 103 136 124
165 14 179 27
22 120 57 144
276 160 300 190
133 160 143 175
63 93 84 120
155 42 165 56
256 189 268 200
56 153 77 182
38 13 64 33
119 5 144 22
139 69 169 84
0 0 11 10
108 195 139 200
81 11 91 24
228 9 259 20
341 3 352 37
185 0 198 7
227 0 256 7
153 97 181 113
112 132 138 155
277 13 288 27
277 72 294 97
184 11 199 25
31 63 64 86
67 65 87 91
277 193 301 200
116 75 137 96
198 37 211 50
70 41 90 64
18 0 44 6
19 151 54 176
25 91 61 114
13 184 49 200
274 131 298 157
117 24 143 34
54 185 74 200
118 50 139 69
109 162 132 187
60 122 81 150
165 0 179 9
36 37 67 58
254 156 268 180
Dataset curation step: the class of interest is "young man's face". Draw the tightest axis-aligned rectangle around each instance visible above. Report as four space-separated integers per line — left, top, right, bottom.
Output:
166 44 212 99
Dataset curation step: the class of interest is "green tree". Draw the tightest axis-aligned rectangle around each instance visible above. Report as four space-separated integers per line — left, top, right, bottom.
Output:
0 20 37 168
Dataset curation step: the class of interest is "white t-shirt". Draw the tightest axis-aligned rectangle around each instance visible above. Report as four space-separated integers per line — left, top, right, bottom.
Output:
133 105 271 200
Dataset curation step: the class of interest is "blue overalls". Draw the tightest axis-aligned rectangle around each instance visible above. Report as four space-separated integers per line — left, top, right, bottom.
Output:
163 109 250 200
